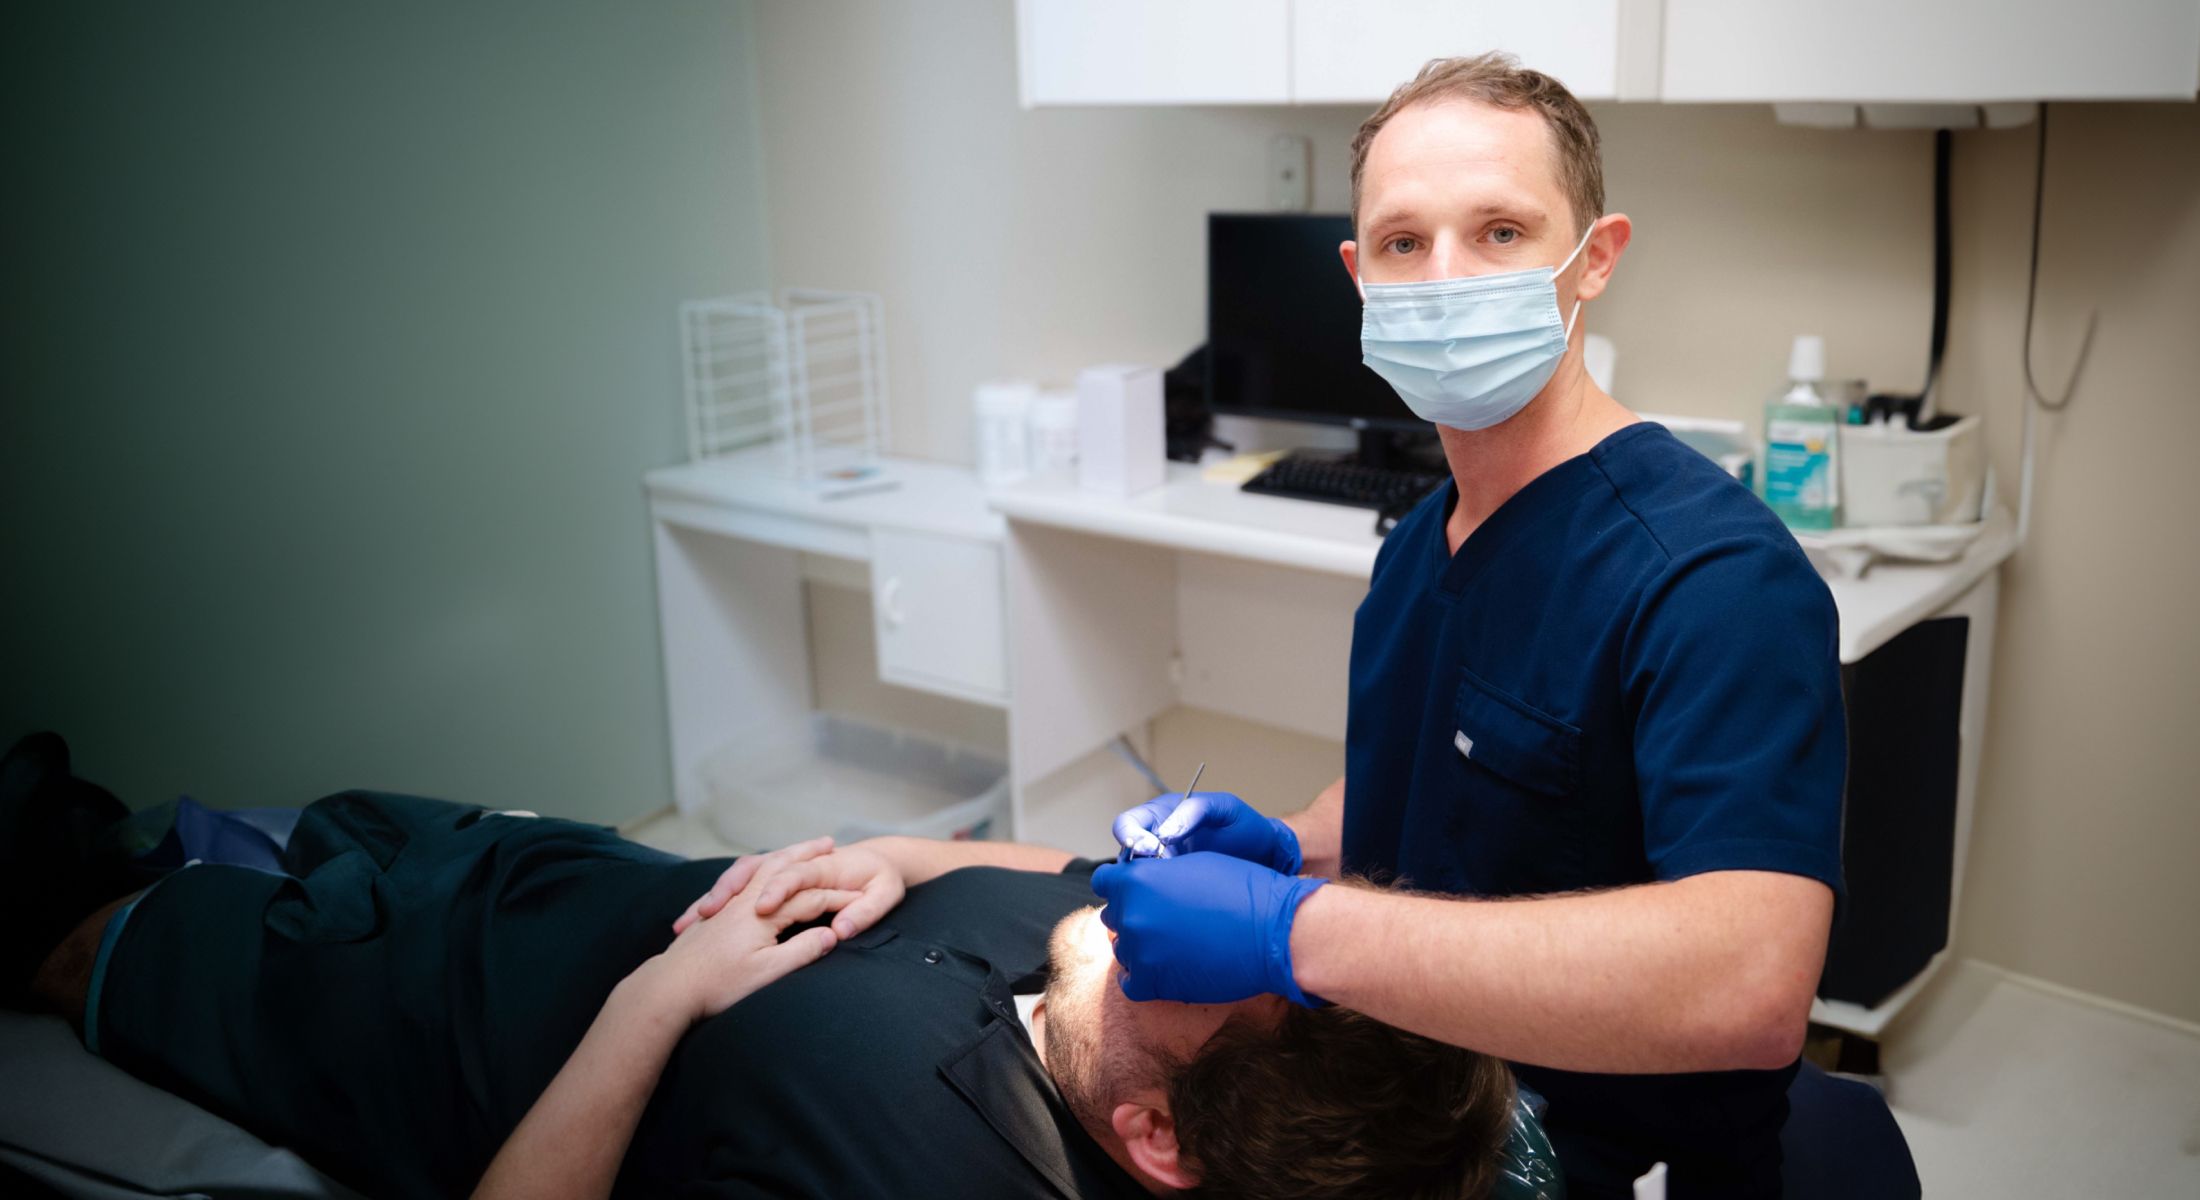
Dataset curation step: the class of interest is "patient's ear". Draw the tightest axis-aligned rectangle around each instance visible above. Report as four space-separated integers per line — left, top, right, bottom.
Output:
1111 1100 1197 1191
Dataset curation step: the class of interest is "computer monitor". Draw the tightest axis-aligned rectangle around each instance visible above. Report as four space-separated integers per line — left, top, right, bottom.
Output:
1205 212 1428 434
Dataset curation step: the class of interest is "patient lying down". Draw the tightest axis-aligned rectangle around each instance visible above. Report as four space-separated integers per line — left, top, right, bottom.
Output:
24 785 1515 1200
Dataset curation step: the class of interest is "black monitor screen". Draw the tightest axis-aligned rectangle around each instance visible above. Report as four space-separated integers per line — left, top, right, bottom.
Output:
1206 213 1426 432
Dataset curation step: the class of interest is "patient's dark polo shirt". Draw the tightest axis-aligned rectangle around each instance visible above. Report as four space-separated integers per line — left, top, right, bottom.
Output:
1342 422 1846 1200
94 792 1145 1200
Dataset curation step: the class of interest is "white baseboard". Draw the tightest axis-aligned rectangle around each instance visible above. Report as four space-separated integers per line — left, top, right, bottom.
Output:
616 803 678 835
1964 957 2200 1041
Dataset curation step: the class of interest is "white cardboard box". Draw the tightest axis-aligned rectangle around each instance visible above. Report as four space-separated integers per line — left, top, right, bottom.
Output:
1076 364 1165 497
1839 415 1985 527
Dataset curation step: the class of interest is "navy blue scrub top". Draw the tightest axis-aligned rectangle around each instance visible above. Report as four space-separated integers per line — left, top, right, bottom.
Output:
1342 422 1845 1198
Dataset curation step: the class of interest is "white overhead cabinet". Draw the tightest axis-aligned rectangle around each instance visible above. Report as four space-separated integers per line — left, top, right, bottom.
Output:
1017 0 1618 105
1659 0 2200 103
1019 0 2200 106
1017 0 1291 105
1291 0 1620 103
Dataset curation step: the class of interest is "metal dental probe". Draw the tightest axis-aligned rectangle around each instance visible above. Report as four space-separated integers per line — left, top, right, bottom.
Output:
1159 762 1205 858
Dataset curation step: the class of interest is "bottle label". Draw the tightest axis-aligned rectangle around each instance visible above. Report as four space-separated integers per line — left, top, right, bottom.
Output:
1765 418 1836 510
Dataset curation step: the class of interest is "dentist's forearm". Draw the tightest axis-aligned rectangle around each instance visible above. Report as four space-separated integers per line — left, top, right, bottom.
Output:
1287 870 1832 1073
1281 776 1346 878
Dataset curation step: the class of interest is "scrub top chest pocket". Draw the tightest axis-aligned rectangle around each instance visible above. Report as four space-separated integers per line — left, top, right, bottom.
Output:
1444 667 1586 895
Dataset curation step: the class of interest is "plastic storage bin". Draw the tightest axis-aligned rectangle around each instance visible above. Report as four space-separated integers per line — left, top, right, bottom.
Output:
697 714 1009 851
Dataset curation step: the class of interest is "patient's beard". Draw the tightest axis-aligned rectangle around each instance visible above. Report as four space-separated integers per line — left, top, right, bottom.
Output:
1039 909 1150 1134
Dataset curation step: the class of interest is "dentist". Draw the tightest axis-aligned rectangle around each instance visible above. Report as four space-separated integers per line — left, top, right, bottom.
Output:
1098 55 1847 1199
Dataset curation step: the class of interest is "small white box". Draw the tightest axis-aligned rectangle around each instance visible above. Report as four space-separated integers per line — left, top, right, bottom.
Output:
1838 415 1986 527
1076 364 1165 497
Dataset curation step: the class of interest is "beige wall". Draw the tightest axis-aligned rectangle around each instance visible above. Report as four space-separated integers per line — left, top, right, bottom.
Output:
754 1 2200 1022
752 0 1937 457
1936 104 2200 1024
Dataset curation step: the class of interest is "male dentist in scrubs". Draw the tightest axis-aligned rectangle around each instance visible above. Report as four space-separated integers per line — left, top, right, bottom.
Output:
1099 54 1848 1199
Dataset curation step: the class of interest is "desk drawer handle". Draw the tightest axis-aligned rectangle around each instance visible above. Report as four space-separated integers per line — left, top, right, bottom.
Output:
880 576 906 629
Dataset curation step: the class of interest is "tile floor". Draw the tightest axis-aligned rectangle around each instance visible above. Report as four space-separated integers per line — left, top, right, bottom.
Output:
1882 960 2200 1197
622 809 2200 1195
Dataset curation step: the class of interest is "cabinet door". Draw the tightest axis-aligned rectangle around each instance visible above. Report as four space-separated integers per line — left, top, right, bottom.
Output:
1661 0 2200 103
1291 0 1620 103
1018 0 1291 105
871 530 1009 706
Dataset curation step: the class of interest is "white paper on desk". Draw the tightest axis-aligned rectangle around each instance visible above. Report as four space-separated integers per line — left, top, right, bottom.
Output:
1793 472 2000 578
1793 518 1993 578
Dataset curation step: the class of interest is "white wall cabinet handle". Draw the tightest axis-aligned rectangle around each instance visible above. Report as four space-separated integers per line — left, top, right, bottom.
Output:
880 576 906 629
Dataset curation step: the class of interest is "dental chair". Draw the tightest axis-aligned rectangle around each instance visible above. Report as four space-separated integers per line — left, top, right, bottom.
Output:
1780 1059 1922 1199
1494 1097 1566 1198
1487 1061 1922 1200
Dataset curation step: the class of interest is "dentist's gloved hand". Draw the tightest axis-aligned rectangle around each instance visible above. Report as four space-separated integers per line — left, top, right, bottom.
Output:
1109 791 1303 874
1091 851 1326 1006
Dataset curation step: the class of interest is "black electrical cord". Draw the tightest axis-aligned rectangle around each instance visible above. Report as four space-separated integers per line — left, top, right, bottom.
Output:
2021 102 2097 413
1918 128 1952 417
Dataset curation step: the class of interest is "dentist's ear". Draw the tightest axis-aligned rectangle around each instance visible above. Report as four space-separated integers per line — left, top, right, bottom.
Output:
1338 239 1363 301
1112 1100 1198 1191
1573 213 1633 304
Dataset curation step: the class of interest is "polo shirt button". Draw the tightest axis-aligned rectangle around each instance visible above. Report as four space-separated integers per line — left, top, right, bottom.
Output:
923 949 944 964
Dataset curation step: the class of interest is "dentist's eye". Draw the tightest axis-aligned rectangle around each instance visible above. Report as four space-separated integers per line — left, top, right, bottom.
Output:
1386 236 1418 255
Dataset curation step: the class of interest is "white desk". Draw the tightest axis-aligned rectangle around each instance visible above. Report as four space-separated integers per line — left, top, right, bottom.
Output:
646 449 1008 833
648 448 1003 556
989 462 1383 578
647 449 2015 1037
992 462 2020 666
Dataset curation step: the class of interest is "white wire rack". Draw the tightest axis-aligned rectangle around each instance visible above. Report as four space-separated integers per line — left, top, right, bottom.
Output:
680 289 890 482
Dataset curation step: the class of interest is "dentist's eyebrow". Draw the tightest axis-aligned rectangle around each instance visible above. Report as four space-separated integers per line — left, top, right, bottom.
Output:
1362 199 1548 233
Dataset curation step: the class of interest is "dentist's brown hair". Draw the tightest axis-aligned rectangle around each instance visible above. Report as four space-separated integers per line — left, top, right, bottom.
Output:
1349 52 1606 240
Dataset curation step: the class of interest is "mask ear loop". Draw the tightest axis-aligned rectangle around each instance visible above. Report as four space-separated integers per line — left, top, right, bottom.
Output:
1557 220 1598 340
1556 220 1598 276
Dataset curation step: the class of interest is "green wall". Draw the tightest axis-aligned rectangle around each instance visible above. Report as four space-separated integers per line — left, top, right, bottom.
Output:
2 1 771 824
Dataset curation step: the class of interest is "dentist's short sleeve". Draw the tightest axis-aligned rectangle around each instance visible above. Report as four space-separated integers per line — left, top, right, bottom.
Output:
1627 536 1846 904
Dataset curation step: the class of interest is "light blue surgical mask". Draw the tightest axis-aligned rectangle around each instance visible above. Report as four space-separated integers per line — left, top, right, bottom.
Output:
1358 223 1596 431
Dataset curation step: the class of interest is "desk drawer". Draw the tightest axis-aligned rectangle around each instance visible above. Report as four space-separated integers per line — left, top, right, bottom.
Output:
871 529 1008 706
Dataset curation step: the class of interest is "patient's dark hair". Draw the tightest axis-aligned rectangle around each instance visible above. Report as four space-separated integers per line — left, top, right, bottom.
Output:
1168 1002 1516 1200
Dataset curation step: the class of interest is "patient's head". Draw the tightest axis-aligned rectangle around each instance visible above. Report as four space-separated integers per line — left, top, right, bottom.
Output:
1036 905 1515 1199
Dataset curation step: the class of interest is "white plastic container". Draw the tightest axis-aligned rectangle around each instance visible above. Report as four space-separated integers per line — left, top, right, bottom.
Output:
1838 414 1985 527
973 380 1036 487
697 714 1009 851
1028 389 1079 475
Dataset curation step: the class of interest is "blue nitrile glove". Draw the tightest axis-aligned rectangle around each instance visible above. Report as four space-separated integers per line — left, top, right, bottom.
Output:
1091 851 1326 1006
1109 791 1303 875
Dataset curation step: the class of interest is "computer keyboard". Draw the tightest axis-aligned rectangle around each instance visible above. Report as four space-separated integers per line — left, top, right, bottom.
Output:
1240 453 1447 529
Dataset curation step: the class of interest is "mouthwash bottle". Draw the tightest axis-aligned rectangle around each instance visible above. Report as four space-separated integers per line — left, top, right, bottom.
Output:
1761 335 1840 531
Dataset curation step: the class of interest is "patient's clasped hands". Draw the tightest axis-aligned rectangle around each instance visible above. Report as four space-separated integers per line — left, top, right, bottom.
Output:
674 836 908 942
647 837 908 1024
